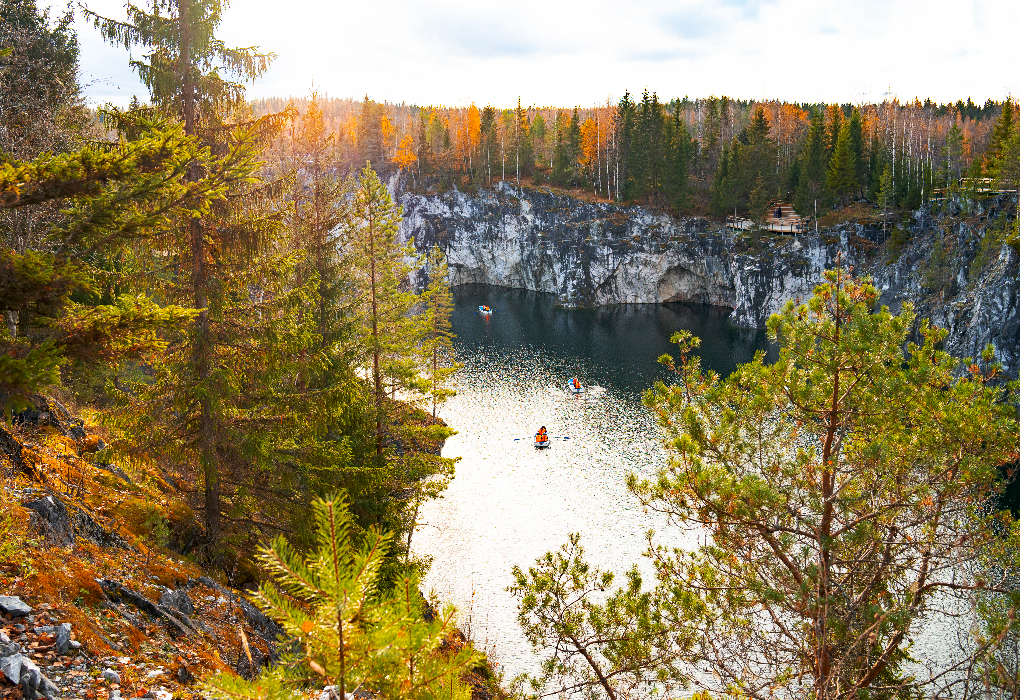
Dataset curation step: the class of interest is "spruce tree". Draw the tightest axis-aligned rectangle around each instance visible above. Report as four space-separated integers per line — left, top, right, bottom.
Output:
343 164 420 459
826 121 858 205
84 0 281 549
796 108 828 214
420 248 460 420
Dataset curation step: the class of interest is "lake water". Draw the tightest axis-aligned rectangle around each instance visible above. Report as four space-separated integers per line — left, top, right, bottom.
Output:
412 284 770 676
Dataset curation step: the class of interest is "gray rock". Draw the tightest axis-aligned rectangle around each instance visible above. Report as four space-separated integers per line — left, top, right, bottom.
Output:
98 580 193 637
158 589 194 617
35 625 54 634
0 595 32 618
0 653 56 699
23 494 128 549
102 668 121 684
55 623 72 654
175 665 195 685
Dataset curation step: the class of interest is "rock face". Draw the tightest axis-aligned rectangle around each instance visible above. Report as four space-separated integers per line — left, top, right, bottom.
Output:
397 181 1020 374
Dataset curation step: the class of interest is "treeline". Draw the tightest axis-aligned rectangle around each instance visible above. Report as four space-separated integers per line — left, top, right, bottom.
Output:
254 91 1015 217
1 0 459 573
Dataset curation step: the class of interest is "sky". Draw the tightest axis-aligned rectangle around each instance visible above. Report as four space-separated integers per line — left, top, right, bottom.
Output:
67 0 1020 109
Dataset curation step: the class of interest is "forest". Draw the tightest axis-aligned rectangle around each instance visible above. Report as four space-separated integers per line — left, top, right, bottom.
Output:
5 1 1020 700
253 91 1019 219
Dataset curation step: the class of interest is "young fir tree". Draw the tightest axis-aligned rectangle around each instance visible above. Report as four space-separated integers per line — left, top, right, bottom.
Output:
203 495 482 700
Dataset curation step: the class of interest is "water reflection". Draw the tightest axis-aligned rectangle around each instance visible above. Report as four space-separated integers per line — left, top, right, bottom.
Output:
412 285 770 676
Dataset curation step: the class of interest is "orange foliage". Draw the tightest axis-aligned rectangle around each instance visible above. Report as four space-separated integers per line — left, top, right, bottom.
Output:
394 133 417 170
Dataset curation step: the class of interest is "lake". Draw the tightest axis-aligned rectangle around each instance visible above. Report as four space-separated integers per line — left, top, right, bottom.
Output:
412 284 770 676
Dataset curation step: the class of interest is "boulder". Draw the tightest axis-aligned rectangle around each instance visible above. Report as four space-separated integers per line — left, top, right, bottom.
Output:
158 589 194 617
98 580 194 637
23 494 128 549
54 623 72 654
0 653 60 698
14 395 86 441
0 595 32 618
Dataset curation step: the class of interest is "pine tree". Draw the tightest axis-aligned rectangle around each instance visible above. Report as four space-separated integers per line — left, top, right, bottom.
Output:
203 495 483 700
630 271 1020 700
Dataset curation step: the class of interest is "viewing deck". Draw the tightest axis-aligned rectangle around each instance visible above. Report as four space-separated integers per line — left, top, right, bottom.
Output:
727 201 808 234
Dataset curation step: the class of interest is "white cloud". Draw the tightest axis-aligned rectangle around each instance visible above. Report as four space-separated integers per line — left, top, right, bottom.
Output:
65 0 1020 109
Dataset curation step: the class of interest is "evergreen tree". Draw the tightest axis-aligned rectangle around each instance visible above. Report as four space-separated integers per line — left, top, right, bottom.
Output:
615 92 636 200
826 121 858 205
629 271 1020 700
878 162 894 236
204 495 482 700
986 99 1016 173
0 118 220 416
825 103 843 162
847 107 866 194
420 248 459 420
510 533 694 700
796 108 828 214
343 164 420 459
529 112 548 177
85 0 281 549
664 101 693 212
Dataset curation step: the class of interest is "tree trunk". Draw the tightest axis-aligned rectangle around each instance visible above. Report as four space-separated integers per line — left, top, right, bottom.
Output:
179 0 219 548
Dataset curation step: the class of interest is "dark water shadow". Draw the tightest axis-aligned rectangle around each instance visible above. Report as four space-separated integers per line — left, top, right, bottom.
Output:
452 284 775 397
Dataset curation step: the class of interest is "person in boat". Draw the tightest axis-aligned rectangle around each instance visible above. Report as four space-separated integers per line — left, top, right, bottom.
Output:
536 426 549 443
481 305 490 312
571 377 581 390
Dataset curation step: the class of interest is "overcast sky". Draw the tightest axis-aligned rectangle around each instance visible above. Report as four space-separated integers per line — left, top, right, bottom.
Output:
67 0 1020 109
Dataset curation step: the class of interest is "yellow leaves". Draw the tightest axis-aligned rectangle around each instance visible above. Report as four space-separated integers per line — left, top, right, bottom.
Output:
308 659 326 677
394 134 417 170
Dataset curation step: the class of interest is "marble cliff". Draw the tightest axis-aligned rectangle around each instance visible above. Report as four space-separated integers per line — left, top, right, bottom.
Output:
396 180 1020 374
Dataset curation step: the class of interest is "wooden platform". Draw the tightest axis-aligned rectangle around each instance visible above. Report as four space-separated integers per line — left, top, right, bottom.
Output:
727 201 807 234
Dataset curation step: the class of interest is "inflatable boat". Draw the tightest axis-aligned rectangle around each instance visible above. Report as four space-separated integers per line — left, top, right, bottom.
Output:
566 381 585 394
478 306 492 315
534 437 551 448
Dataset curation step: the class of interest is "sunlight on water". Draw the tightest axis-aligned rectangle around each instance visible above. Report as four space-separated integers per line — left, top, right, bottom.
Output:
413 286 769 676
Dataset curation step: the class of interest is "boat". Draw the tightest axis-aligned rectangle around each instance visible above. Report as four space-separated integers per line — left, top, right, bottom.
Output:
566 379 585 394
534 436 551 448
478 306 492 315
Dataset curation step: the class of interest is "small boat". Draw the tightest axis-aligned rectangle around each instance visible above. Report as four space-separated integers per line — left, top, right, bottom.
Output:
566 379 585 394
534 436 551 448
478 306 492 315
